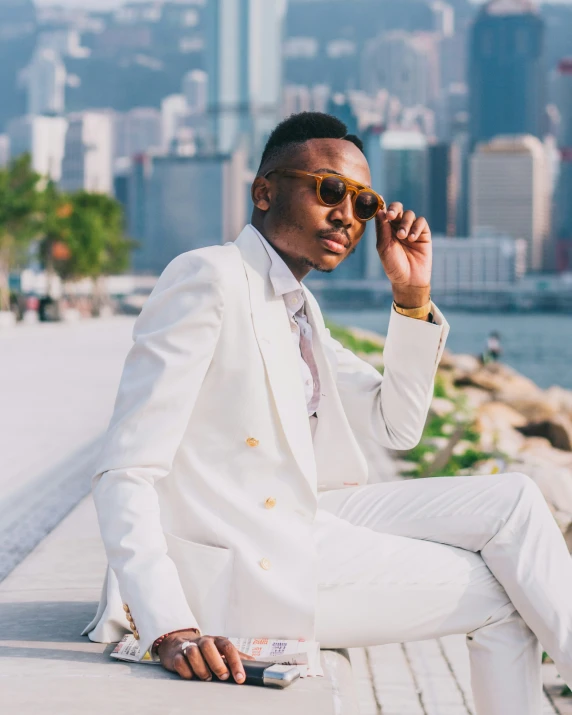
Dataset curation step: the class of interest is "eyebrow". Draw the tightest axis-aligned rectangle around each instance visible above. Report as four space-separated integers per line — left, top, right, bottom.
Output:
313 167 371 189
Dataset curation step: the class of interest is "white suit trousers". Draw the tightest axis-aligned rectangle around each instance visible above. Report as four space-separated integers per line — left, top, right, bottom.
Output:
315 473 572 715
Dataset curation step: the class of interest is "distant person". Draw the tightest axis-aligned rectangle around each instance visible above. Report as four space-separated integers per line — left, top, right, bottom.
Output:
84 112 572 714
483 330 502 363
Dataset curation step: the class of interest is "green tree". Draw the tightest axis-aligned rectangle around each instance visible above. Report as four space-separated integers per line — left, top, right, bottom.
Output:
0 155 42 311
50 191 136 310
37 181 74 298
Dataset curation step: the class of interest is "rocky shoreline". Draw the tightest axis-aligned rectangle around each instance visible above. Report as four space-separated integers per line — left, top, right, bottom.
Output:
330 321 572 549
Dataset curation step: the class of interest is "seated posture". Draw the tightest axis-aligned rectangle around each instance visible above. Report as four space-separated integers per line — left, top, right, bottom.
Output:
84 113 572 714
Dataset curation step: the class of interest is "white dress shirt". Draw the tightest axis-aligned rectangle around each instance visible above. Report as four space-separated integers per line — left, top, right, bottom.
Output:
250 225 321 417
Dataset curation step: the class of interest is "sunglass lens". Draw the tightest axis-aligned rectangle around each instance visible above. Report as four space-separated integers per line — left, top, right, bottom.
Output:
319 177 347 206
355 191 380 221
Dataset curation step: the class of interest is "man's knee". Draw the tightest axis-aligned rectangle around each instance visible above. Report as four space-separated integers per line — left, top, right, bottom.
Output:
499 471 544 505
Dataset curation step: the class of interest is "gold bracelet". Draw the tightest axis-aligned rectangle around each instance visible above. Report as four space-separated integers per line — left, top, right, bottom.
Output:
393 299 432 320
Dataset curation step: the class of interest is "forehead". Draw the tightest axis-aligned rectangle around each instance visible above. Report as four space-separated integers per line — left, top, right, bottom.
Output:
294 138 371 186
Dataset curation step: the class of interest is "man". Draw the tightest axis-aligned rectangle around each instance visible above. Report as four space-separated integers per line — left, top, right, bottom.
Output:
84 113 572 714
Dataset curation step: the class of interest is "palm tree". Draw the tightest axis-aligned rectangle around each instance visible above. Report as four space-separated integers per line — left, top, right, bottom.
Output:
47 191 137 314
0 156 42 312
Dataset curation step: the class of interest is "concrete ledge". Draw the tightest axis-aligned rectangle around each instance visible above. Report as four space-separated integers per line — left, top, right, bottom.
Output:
0 498 358 715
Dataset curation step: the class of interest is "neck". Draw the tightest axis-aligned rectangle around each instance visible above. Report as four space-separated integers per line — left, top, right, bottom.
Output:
250 219 312 282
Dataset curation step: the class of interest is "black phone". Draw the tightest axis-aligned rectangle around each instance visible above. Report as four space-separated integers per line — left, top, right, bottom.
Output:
240 659 300 688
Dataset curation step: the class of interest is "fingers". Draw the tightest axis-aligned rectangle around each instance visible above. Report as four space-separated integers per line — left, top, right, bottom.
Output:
201 638 231 681
184 642 213 681
385 202 403 221
407 216 429 242
172 652 194 680
216 637 247 684
395 209 417 240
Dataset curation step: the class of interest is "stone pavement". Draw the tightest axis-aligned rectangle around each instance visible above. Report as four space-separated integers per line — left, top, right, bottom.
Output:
0 316 135 580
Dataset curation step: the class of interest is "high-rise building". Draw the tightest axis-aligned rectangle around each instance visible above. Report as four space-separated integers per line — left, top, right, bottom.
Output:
470 134 550 272
128 148 248 274
7 115 68 181
113 108 162 162
427 142 460 237
359 128 429 281
204 0 285 156
60 112 113 195
431 235 527 293
26 47 67 116
553 58 572 272
361 31 440 110
468 0 545 147
182 70 208 116
160 94 188 152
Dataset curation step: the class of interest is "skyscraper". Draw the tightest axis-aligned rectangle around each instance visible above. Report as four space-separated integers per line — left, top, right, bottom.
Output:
60 112 113 195
128 149 247 274
361 31 440 110
468 0 545 147
470 135 550 272
26 47 67 116
553 59 572 272
7 115 68 182
204 0 285 157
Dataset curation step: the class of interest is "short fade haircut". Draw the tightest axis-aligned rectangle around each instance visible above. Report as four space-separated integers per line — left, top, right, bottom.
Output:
257 111 364 176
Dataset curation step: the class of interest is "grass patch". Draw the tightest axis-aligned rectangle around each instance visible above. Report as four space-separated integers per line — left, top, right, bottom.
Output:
325 321 384 355
433 373 449 399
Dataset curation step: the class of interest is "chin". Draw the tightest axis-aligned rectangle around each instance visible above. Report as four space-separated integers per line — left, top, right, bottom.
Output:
303 254 340 274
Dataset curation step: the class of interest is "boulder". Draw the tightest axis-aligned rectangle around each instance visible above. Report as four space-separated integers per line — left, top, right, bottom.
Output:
459 386 491 411
517 415 572 452
430 397 456 417
545 386 572 420
477 402 528 428
475 402 528 457
456 363 541 398
505 454 572 548
448 353 481 375
499 395 560 423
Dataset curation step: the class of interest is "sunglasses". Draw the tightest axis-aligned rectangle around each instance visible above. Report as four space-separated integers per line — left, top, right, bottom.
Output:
264 168 386 222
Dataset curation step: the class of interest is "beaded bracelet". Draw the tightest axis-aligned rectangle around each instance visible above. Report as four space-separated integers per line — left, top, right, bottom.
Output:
152 627 200 655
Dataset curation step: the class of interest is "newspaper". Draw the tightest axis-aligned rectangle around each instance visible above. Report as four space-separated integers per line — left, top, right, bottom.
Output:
111 635 323 677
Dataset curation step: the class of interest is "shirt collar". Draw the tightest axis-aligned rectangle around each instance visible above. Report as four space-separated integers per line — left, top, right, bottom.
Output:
249 224 303 299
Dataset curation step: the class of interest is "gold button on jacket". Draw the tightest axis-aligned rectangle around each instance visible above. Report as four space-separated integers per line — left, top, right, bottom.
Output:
264 497 277 509
123 604 130 613
246 437 259 447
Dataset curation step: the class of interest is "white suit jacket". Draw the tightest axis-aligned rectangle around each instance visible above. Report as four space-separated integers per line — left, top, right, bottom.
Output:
83 225 450 660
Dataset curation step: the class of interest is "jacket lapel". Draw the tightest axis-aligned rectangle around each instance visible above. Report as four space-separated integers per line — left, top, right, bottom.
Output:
234 226 317 494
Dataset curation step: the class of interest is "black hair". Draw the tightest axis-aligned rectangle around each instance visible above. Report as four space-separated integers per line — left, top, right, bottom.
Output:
257 111 364 175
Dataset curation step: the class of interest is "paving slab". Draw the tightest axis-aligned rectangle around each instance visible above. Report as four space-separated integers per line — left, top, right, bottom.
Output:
0 497 357 715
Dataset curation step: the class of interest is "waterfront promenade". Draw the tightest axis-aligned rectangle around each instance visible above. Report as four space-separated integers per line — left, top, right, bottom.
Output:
0 317 570 713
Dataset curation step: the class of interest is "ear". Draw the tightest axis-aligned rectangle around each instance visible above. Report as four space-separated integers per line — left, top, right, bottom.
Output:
251 176 271 212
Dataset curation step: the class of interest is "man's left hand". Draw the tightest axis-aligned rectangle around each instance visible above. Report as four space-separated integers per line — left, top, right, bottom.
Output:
375 202 432 308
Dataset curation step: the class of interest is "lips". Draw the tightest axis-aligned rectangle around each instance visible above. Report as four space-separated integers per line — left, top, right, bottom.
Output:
318 233 349 254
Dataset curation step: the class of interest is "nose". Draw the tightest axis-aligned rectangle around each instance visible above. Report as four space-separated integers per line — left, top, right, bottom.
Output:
327 191 354 229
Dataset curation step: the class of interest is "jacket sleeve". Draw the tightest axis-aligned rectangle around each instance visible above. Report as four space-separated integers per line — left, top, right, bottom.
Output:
91 251 225 659
321 302 450 451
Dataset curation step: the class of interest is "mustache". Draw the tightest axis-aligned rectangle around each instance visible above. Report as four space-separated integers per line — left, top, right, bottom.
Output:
316 227 350 241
